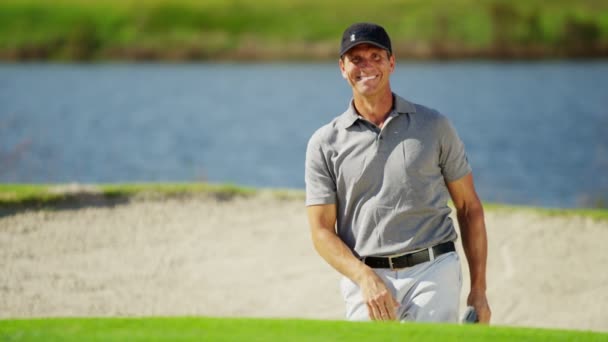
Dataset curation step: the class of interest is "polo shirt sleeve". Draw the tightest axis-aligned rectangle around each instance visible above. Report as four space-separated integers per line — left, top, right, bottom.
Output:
305 132 337 206
438 116 472 182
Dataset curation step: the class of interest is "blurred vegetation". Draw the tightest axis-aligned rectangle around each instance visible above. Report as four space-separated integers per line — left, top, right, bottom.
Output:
0 182 256 207
0 0 607 60
1 184 607 220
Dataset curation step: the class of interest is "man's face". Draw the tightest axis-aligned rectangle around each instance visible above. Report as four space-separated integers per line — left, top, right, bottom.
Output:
339 44 395 97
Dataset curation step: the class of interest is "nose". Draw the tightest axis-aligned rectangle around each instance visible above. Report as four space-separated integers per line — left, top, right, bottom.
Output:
359 58 372 69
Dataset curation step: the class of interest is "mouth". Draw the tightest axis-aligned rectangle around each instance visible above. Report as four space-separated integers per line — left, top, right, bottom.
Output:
357 74 378 82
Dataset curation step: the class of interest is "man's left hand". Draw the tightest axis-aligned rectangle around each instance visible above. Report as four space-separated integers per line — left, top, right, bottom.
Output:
467 289 491 324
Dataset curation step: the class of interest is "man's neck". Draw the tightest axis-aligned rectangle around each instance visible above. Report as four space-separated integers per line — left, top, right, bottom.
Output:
353 90 394 128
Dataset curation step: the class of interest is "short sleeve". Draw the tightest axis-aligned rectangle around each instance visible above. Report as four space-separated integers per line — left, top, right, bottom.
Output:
438 116 472 182
305 132 337 206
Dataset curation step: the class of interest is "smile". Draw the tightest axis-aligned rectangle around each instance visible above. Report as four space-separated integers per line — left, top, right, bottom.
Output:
357 75 378 81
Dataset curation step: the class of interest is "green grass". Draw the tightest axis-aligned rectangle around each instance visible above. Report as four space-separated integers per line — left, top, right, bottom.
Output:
482 203 608 222
0 317 606 342
1 183 607 221
0 182 256 207
1 0 608 60
100 182 256 198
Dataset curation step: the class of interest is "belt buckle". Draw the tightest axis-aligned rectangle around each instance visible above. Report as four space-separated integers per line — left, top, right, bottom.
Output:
388 257 395 270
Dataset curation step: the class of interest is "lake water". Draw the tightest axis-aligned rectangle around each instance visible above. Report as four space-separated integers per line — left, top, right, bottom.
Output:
1 62 607 208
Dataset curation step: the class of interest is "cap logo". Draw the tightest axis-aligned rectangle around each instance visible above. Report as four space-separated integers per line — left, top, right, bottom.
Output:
350 34 356 42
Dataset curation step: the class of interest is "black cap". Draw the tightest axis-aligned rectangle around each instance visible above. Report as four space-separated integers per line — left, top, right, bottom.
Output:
340 22 392 57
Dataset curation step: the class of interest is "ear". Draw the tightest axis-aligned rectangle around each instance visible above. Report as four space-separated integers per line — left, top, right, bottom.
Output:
338 58 348 79
389 54 395 74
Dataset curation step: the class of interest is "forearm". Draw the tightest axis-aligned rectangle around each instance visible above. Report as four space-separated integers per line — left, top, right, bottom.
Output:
311 227 373 284
308 209 399 321
457 202 488 291
446 173 491 322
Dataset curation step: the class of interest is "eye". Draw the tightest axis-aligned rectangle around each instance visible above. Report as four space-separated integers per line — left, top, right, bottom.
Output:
351 56 361 64
372 53 381 61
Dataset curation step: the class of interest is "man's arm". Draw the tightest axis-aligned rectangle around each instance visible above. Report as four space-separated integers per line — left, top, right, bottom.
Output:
307 204 399 321
445 172 492 323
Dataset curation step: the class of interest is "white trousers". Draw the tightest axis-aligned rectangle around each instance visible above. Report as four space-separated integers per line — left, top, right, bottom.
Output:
340 251 462 322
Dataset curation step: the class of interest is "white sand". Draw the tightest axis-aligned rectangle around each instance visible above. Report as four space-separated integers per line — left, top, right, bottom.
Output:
1 193 606 332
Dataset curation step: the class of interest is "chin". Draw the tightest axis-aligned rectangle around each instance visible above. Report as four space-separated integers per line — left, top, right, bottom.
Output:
356 87 378 96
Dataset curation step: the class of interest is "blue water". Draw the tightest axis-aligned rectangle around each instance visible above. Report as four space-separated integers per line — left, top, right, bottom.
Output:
1 62 607 208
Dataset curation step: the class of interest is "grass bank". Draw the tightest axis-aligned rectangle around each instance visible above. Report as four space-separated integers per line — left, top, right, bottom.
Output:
1 317 607 342
1 0 608 61
0 183 256 211
1 183 607 221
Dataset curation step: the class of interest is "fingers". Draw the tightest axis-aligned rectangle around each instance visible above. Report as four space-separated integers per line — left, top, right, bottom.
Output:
359 269 399 321
476 304 491 324
367 302 381 320
367 293 399 321
467 291 491 324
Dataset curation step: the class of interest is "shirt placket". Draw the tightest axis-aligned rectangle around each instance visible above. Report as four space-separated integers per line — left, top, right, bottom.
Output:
376 113 397 153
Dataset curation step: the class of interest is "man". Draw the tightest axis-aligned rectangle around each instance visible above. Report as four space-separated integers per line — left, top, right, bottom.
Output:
305 22 491 323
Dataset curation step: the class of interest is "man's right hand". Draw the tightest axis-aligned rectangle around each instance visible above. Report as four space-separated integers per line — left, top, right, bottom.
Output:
307 204 399 321
357 268 400 321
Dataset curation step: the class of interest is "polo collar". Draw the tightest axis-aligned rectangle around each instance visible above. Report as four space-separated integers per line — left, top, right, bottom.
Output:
337 93 417 129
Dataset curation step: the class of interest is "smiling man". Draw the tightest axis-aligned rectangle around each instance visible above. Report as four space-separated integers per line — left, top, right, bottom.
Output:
305 23 491 323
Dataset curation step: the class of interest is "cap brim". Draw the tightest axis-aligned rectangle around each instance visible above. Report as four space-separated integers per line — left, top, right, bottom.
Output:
340 40 390 56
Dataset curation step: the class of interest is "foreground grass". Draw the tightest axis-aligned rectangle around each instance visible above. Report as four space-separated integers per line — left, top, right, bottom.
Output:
1 0 607 60
0 317 606 342
0 183 607 221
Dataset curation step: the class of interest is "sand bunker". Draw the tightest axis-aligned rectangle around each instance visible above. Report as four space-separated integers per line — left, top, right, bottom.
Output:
1 193 606 332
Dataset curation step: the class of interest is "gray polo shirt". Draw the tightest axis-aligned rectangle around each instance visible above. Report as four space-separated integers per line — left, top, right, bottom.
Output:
305 94 471 258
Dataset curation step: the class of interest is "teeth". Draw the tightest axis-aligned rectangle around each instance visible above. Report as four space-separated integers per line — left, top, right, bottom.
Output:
359 75 377 81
